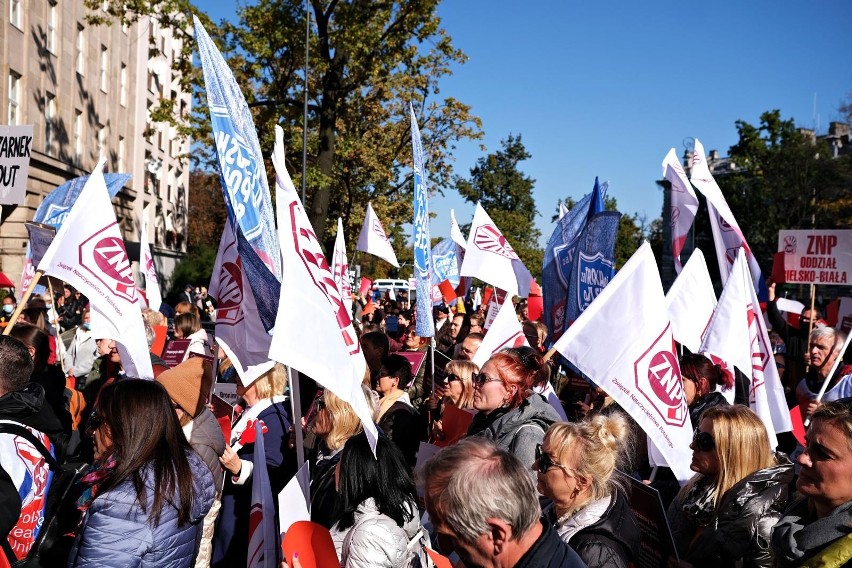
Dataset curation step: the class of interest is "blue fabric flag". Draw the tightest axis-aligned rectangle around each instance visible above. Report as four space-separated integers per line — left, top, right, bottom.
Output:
566 211 621 325
194 17 281 280
235 223 281 334
34 173 131 228
431 238 460 288
410 105 434 338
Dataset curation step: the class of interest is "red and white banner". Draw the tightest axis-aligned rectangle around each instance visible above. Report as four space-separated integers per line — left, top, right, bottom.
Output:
662 148 699 274
665 249 716 354
331 217 353 316
472 298 528 369
460 203 523 297
268 126 378 451
140 205 162 311
356 202 399 268
552 242 693 481
37 158 153 380
776 230 852 285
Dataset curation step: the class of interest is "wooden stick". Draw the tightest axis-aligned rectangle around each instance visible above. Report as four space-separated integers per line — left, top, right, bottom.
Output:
2 270 43 335
804 283 817 373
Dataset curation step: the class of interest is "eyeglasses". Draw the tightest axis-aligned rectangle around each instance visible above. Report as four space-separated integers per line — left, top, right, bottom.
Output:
472 372 501 388
692 429 715 452
86 412 103 436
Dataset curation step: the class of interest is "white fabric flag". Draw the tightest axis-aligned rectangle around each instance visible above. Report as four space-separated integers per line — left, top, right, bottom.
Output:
450 209 467 250
558 202 569 220
140 205 162 311
277 461 310 536
663 148 699 274
209 220 275 387
689 139 764 292
268 126 378 451
331 218 353 316
665 249 716 353
37 158 154 380
460 203 522 297
552 242 693 481
356 202 399 268
472 298 529 369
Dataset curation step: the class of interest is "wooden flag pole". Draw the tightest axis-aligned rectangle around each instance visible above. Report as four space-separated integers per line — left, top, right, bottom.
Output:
804 283 817 373
2 271 43 335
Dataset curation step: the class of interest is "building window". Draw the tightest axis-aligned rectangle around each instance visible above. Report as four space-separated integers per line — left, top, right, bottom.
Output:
118 136 125 172
10 0 22 29
100 46 108 92
74 110 83 164
97 126 106 160
44 93 56 155
76 25 85 75
46 1 58 53
8 72 20 125
119 64 127 106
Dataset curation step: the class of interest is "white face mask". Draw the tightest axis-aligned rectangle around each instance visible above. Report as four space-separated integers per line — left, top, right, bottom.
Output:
2 304 13 314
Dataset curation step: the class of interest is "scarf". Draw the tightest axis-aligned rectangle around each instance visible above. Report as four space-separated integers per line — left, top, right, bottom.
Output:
378 390 408 422
681 476 717 527
230 395 286 446
554 494 612 542
76 455 117 513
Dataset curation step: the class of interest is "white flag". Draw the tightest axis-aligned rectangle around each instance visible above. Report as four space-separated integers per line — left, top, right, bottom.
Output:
665 249 716 353
268 126 378 452
663 148 699 274
552 242 693 481
460 203 522 297
37 158 154 380
558 202 569 220
209 220 275 387
450 209 467 250
689 139 764 292
356 202 399 268
140 205 162 312
472 298 529 369
331 218 353 317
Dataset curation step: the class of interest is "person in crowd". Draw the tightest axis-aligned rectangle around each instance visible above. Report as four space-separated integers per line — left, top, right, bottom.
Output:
667 405 793 567
458 332 483 361
536 415 640 568
157 358 224 568
173 312 211 360
196 287 217 322
181 283 196 305
214 364 296 567
425 359 477 445
329 432 426 568
0 336 61 565
64 308 98 384
375 355 418 468
679 353 733 427
772 398 852 566
433 305 452 346
0 294 16 326
767 282 820 392
468 312 485 335
440 312 469 360
467 350 561 478
360 331 389 385
796 328 851 420
18 305 58 365
175 301 200 318
397 326 430 405
68 379 214 567
523 320 549 354
420 437 586 568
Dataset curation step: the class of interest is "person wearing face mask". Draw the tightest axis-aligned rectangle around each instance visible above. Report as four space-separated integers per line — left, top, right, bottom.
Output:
63 309 98 386
0 295 16 327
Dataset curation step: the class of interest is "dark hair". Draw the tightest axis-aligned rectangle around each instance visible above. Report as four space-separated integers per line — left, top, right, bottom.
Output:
497 347 548 395
452 313 471 342
0 335 34 393
19 307 47 331
680 353 733 390
10 324 50 374
95 380 195 526
378 354 412 390
336 432 416 531
360 330 389 357
174 312 201 338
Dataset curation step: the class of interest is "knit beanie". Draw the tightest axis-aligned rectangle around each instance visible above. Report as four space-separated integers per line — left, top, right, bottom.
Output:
156 357 213 418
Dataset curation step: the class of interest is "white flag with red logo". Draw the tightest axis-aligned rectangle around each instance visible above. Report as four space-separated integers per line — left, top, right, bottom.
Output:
37 158 154 380
700 248 790 445
140 205 162 312
665 249 716 353
208 220 275 386
268 126 378 451
460 203 523 297
332 217 353 316
356 202 399 268
663 148 699 274
450 209 467 250
472 297 528 368
552 242 693 481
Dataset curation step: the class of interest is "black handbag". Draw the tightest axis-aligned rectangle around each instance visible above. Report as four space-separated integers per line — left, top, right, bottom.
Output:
0 423 87 568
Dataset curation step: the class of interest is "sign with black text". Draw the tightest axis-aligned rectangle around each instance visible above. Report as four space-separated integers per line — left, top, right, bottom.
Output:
0 125 33 205
777 230 852 285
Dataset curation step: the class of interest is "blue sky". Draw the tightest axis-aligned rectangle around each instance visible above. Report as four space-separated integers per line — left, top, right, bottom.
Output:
196 0 852 248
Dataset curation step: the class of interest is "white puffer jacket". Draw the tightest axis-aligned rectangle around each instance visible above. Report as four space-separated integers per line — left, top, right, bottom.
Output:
330 498 425 568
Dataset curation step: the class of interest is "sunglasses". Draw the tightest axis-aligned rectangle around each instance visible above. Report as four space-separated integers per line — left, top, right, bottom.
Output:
86 411 104 436
534 444 583 479
472 372 501 388
443 373 463 383
693 429 715 452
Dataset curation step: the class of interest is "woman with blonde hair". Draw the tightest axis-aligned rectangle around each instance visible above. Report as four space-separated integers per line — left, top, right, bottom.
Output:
426 359 477 445
536 413 640 568
667 405 792 567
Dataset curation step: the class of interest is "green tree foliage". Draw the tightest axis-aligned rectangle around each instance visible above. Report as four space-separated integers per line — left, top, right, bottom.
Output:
455 135 543 277
165 244 218 305
186 171 227 250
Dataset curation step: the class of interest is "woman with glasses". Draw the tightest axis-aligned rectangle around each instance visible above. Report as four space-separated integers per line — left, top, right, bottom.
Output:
772 398 852 566
535 414 640 568
425 359 477 445
466 349 561 479
69 379 214 567
666 405 793 567
679 353 733 427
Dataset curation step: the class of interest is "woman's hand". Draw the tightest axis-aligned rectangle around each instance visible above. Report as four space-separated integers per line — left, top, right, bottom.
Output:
281 552 302 568
219 444 242 476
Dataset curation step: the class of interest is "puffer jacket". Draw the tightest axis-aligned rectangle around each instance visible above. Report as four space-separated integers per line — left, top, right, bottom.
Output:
67 449 215 568
772 495 852 567
184 409 225 495
330 498 425 568
684 454 794 568
468 393 561 478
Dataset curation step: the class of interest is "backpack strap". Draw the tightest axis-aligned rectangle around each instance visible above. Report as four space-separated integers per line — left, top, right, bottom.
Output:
0 423 59 471
509 422 544 455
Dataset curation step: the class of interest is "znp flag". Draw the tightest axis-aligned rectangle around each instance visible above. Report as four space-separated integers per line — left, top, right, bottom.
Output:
460 203 523 297
663 148 699 274
140 205 162 311
665 249 716 354
356 202 399 268
332 217 353 317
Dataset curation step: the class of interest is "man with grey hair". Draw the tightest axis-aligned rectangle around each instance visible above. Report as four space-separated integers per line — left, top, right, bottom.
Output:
796 327 851 420
420 438 586 568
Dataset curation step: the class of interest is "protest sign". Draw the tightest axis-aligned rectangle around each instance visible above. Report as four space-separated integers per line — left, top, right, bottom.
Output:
777 230 852 285
621 473 679 568
0 125 33 205
397 351 426 378
161 339 191 368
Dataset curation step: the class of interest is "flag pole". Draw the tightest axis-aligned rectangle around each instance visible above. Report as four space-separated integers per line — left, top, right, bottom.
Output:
47 279 68 376
804 283 817 373
804 330 852 427
2 270 43 335
287 366 306 471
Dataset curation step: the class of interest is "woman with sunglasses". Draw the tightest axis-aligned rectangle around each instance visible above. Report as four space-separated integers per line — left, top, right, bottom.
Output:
667 405 793 567
69 379 214 567
535 414 640 568
772 398 852 566
466 349 561 479
425 359 477 445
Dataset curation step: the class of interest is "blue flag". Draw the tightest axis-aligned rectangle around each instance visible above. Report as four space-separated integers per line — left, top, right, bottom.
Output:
194 17 281 280
431 238 460 288
566 211 621 325
410 105 434 338
34 173 130 228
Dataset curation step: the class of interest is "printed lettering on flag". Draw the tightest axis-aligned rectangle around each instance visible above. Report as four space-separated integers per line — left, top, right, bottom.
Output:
663 148 699 274
411 105 434 338
332 218 353 316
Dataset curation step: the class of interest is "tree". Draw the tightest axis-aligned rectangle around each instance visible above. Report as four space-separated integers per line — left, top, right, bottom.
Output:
186 171 227 250
455 134 543 276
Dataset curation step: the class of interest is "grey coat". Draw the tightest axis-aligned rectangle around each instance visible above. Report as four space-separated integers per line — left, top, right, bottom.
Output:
184 409 226 494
